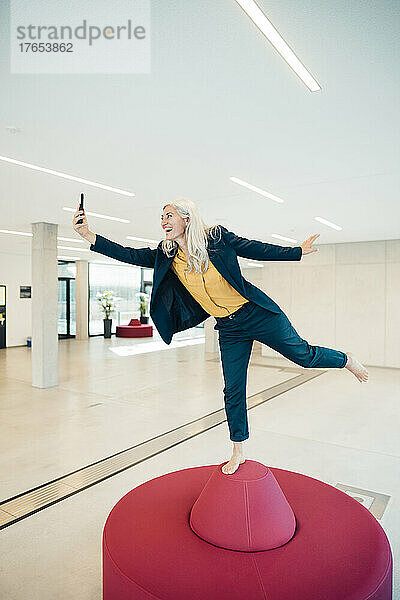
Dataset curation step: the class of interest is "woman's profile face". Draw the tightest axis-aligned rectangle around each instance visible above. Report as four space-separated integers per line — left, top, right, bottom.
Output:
161 204 188 241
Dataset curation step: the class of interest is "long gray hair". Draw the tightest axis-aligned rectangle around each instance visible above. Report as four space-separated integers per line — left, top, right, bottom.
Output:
160 198 221 273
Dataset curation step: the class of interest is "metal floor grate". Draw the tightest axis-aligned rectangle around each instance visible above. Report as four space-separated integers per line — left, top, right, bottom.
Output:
0 369 322 530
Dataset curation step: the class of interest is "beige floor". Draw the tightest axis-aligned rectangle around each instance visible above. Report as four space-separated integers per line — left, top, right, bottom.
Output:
0 333 399 599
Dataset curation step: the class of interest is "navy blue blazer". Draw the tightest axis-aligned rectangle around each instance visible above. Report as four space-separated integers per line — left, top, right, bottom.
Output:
89 226 302 344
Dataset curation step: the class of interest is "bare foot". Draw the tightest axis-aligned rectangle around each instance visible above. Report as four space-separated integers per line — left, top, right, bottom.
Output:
344 352 369 383
222 455 245 475
222 441 246 475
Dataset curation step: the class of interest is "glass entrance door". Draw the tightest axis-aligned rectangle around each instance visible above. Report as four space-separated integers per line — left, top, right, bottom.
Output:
58 278 76 338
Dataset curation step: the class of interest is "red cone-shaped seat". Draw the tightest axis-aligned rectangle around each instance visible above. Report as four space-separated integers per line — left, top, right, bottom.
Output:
189 459 296 551
103 463 393 599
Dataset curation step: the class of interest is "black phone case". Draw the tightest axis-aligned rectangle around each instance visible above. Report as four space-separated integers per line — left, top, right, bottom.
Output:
77 193 84 224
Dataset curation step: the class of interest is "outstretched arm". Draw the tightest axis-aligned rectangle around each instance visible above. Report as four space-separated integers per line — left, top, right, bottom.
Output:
89 234 156 268
220 225 303 261
73 207 157 268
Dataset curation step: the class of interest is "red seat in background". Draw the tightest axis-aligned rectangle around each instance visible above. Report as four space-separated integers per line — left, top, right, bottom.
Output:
116 318 153 338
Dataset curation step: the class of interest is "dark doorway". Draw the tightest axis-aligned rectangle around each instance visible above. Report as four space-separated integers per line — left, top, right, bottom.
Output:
58 277 76 339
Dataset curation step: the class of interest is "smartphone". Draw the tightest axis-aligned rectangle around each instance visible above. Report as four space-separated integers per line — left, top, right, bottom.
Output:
77 193 84 224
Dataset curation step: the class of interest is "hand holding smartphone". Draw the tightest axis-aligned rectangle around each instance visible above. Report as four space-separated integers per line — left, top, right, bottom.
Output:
73 193 95 244
77 193 84 224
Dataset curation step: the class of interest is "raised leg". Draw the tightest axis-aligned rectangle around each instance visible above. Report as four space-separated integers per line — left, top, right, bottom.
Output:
253 309 347 369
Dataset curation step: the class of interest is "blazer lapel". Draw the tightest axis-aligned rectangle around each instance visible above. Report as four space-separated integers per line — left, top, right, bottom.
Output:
152 235 247 302
151 246 177 300
208 248 247 296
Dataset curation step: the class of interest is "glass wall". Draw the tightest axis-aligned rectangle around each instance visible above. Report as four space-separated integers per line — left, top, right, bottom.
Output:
89 263 142 335
58 261 76 278
142 267 153 303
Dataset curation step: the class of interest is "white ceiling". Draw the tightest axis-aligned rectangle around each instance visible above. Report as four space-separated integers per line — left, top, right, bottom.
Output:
0 0 399 260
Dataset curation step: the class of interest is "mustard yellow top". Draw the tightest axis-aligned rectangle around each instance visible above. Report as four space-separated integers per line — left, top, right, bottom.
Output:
170 246 249 317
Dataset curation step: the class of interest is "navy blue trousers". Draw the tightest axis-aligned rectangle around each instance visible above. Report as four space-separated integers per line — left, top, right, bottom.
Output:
214 301 347 442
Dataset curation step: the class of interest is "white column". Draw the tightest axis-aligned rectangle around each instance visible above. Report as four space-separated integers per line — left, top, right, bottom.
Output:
204 316 218 354
75 260 89 340
31 222 58 388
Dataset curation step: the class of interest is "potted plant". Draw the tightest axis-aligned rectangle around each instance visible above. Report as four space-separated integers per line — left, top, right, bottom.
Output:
96 290 122 338
136 292 150 324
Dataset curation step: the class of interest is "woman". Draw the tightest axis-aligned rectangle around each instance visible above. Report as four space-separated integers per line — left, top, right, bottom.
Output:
73 199 368 475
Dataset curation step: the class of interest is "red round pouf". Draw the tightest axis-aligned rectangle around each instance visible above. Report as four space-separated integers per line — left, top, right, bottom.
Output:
116 325 153 338
103 463 393 600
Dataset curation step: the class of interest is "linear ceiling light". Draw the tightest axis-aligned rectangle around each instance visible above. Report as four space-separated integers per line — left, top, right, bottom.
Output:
314 216 342 230
57 245 90 252
126 235 159 244
0 229 32 236
271 233 298 243
246 261 264 268
63 207 130 223
229 177 284 203
0 230 90 241
0 155 135 196
58 236 85 243
234 0 321 92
